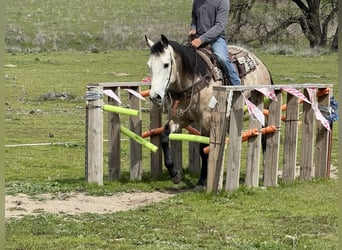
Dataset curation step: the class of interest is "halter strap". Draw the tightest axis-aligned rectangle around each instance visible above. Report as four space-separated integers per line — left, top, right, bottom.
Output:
164 50 174 92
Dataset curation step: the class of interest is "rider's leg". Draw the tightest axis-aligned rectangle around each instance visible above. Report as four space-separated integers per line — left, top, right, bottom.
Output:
211 37 240 86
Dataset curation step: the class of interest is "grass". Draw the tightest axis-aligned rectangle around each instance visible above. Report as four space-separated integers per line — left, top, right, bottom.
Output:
5 180 337 249
6 0 191 51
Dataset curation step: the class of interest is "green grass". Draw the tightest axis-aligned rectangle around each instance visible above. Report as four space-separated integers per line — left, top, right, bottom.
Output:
5 180 337 249
6 0 191 51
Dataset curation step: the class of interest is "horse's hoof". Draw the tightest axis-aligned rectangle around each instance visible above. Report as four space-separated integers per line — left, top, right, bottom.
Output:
171 170 182 184
193 180 206 191
193 184 206 192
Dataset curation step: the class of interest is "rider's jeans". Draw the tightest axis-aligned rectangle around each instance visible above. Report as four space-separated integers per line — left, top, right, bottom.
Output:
211 37 241 85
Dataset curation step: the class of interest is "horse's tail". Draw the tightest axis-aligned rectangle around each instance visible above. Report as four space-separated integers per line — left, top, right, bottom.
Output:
269 70 274 85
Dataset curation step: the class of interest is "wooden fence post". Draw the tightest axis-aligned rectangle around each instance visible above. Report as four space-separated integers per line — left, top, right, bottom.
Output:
300 88 315 180
188 122 201 175
263 89 282 187
283 92 299 183
150 103 163 178
315 88 331 177
245 90 264 187
225 91 244 192
86 86 103 185
129 86 143 180
108 87 121 181
207 89 229 193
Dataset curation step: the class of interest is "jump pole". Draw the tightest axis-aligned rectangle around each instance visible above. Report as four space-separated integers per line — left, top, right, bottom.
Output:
169 133 209 144
103 104 139 116
120 125 158 153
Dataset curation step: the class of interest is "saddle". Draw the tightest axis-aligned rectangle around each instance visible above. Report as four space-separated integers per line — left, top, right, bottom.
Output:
189 38 258 85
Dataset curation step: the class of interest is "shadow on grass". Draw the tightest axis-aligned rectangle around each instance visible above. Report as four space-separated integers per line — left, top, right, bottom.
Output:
5 167 200 196
51 169 198 195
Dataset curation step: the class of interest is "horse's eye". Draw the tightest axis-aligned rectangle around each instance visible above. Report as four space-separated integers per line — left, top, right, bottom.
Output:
163 63 169 69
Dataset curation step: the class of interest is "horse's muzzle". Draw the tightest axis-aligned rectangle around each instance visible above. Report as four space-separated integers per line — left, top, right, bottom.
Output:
150 94 163 106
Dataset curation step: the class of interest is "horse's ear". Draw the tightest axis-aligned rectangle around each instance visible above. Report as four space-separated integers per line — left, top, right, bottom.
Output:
161 34 169 48
145 35 154 48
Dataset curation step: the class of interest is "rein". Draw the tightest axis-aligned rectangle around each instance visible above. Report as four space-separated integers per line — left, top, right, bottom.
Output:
165 50 211 116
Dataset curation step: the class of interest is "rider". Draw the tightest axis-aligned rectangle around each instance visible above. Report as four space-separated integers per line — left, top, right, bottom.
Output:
188 0 241 86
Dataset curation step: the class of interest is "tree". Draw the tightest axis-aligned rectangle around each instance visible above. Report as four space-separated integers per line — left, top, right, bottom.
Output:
291 0 338 48
330 27 338 51
229 0 256 43
229 0 338 50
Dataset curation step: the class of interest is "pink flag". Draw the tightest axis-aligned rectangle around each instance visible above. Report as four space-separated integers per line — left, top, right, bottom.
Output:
103 89 122 104
125 89 146 101
142 76 152 82
282 87 311 104
307 88 331 131
243 95 265 126
255 88 278 101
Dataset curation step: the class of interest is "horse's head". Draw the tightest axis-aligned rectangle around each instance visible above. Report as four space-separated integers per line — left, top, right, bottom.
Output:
145 35 178 106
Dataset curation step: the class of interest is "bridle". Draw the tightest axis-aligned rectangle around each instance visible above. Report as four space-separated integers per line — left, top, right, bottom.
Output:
163 48 211 116
164 50 174 96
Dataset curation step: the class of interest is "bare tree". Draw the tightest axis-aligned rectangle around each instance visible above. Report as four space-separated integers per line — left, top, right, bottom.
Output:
229 0 256 43
229 0 337 50
292 0 338 48
330 27 338 51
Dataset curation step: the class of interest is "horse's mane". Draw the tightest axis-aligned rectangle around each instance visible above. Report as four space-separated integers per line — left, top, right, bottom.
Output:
150 40 211 78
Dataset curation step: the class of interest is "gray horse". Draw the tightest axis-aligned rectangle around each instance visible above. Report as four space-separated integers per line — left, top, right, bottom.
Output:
146 35 273 187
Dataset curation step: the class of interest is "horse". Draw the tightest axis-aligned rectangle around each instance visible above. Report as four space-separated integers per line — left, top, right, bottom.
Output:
145 34 273 188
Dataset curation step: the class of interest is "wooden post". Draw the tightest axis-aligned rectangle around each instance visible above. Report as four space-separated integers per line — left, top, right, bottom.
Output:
86 86 103 185
315 88 331 177
207 89 229 193
263 90 282 186
108 87 121 181
85 99 89 180
245 90 264 187
283 92 299 183
300 88 315 180
225 91 244 192
188 122 201 175
150 103 163 178
129 87 143 180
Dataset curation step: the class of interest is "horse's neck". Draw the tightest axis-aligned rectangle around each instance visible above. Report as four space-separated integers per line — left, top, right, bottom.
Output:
171 57 201 93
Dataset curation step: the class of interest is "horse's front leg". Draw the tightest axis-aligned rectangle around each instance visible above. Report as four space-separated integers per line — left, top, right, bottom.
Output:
161 121 182 184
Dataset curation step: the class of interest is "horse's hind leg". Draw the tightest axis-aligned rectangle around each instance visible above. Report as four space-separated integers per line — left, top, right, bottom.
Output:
161 122 182 184
196 143 209 187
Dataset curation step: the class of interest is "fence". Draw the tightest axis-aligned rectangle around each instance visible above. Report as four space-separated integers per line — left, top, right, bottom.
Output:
85 82 333 192
207 84 333 193
85 82 199 185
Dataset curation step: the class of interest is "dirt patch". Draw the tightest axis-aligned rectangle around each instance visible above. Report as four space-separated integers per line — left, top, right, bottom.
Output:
5 191 176 219
6 166 337 219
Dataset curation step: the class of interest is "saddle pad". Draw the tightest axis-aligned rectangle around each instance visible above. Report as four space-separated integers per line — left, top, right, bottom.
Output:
236 53 258 73
229 47 258 77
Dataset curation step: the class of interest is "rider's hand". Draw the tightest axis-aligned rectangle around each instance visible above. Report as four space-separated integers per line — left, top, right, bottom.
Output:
191 38 202 48
188 28 196 36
